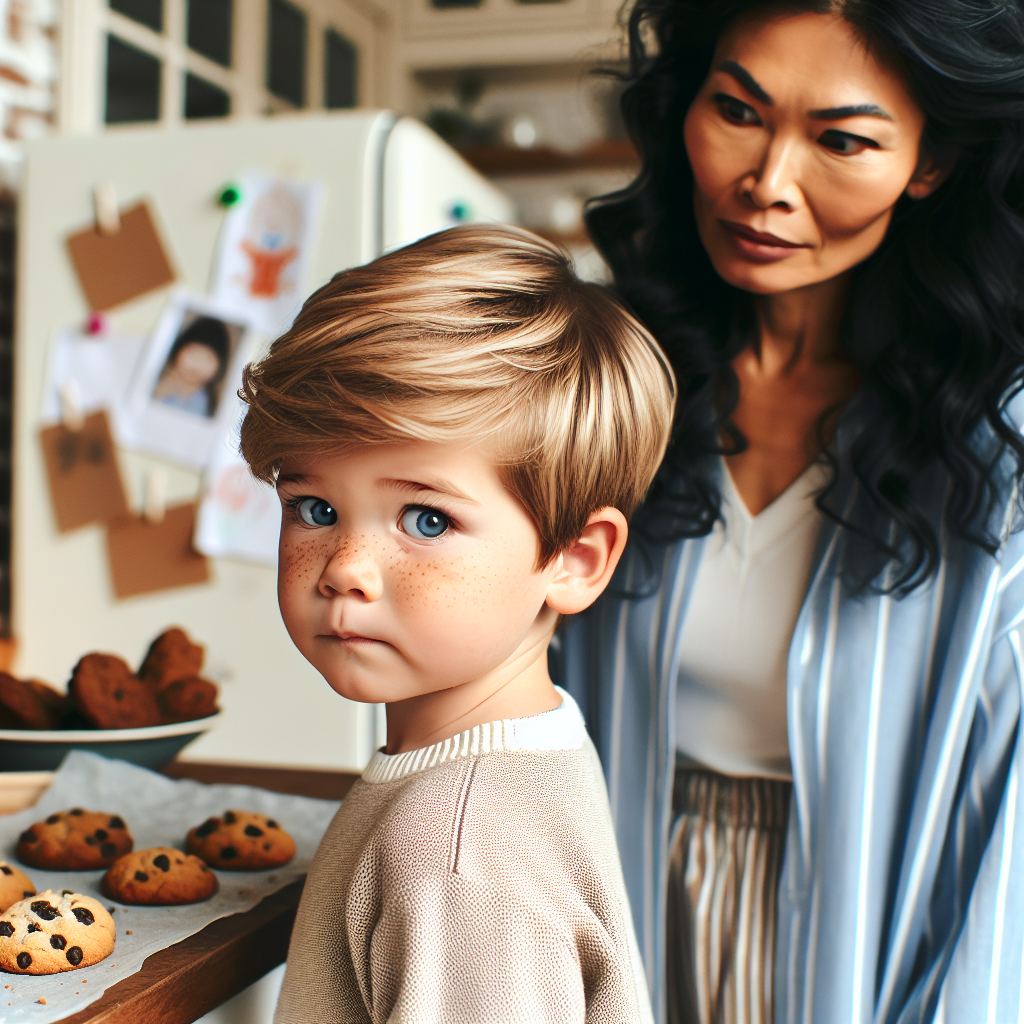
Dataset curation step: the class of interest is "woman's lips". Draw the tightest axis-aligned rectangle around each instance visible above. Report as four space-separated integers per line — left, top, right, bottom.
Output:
722 221 810 263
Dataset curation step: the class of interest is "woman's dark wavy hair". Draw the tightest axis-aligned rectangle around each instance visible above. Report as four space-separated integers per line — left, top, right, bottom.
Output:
587 0 1024 593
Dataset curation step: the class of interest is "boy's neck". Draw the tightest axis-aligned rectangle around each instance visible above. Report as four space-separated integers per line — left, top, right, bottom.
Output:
383 637 561 755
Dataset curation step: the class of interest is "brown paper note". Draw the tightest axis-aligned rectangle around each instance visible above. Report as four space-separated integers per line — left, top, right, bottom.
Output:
106 502 211 599
65 201 176 312
40 410 130 532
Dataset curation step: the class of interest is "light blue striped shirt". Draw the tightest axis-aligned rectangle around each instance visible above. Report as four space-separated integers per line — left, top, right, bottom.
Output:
556 426 1024 1024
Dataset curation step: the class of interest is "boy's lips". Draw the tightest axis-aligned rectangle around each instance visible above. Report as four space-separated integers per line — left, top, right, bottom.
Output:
327 631 387 646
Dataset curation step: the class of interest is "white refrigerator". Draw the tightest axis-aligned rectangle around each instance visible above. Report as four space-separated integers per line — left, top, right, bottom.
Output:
13 110 514 772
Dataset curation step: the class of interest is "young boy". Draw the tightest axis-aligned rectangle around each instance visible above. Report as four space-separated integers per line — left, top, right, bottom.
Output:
239 225 674 1024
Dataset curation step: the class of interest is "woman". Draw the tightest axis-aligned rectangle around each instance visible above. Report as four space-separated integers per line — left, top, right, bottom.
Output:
557 0 1024 1021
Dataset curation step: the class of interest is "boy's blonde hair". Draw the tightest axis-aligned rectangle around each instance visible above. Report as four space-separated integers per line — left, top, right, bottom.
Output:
239 224 675 565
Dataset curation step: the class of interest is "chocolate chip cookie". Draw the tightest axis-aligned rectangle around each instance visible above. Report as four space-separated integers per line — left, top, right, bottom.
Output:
0 674 68 730
157 675 219 723
0 890 115 974
69 653 161 729
0 862 35 913
138 628 204 688
102 847 218 905
16 809 133 870
186 811 296 870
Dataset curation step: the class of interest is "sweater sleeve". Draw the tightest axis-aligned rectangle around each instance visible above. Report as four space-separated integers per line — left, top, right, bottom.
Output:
347 753 648 1024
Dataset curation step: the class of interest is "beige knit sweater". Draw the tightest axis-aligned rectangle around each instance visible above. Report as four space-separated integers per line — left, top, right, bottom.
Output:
274 689 653 1024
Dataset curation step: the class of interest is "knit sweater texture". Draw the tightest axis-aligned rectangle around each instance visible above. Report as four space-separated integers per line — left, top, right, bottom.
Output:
273 689 653 1024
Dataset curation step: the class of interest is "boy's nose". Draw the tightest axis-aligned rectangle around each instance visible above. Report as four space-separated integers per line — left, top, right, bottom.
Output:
318 540 384 602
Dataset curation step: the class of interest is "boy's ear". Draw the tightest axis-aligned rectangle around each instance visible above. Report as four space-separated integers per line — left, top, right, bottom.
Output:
545 508 628 616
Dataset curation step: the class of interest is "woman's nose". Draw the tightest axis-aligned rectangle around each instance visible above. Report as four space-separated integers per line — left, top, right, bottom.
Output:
741 136 802 211
317 539 384 602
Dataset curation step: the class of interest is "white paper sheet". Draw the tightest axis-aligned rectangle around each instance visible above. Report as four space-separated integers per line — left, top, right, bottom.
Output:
0 751 341 1023
40 328 146 436
193 399 281 567
211 175 324 337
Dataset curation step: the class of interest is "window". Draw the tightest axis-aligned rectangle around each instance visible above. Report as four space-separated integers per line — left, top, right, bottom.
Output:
267 0 307 108
109 0 163 32
324 30 357 109
187 0 233 67
105 35 161 124
185 74 231 118
430 0 482 8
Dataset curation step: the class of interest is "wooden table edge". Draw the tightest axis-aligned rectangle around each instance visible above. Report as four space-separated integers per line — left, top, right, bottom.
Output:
50 878 305 1024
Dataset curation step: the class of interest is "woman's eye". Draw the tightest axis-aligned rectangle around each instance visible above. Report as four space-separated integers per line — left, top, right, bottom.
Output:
714 94 760 126
818 129 876 155
400 507 451 540
296 498 337 527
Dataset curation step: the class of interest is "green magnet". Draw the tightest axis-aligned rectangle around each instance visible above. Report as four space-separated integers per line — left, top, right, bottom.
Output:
218 183 242 207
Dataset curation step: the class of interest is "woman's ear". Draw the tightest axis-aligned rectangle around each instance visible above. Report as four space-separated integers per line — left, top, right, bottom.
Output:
905 148 955 200
545 508 628 616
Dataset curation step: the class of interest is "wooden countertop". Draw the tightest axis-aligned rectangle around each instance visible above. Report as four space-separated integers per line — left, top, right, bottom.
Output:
50 761 358 1024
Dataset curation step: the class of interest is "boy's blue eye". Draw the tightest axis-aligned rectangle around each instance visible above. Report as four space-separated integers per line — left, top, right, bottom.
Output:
401 507 450 540
296 498 337 527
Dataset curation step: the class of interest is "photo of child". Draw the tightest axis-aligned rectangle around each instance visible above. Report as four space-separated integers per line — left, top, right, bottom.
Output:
151 315 236 419
119 292 253 471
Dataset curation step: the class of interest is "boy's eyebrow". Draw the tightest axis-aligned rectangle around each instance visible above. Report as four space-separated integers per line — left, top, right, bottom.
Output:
276 471 316 487
382 478 481 505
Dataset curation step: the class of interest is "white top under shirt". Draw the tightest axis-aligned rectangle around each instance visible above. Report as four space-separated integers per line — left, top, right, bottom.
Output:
674 460 829 780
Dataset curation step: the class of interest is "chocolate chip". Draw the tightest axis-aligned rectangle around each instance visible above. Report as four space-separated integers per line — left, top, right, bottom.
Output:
61 890 74 896
266 820 279 829
0 866 10 876
223 812 236 824
220 846 238 860
244 825 263 837
113 688 124 701
45 815 59 825
27 923 39 933
134 871 148 882
18 830 36 843
100 843 117 858
72 907 94 926
66 946 83 966
0 923 12 937
94 829 108 841
153 854 170 872
23 891 32 898
16 952 31 970
108 817 125 830
69 809 83 816
195 819 218 838
85 835 97 846
50 935 66 950
31 901 58 921
263 843 271 851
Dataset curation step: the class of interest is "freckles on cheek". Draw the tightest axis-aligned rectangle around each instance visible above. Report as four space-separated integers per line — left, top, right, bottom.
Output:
279 533 334 593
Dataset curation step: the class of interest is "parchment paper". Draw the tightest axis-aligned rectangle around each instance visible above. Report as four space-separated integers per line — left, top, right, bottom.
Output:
0 751 342 1022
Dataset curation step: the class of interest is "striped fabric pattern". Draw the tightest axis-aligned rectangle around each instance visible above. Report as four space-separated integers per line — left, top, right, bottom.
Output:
556 436 1024 1024
667 768 791 1024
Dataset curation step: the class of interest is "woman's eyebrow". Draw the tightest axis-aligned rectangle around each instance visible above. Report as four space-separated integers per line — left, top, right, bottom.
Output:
809 104 894 121
716 60 772 104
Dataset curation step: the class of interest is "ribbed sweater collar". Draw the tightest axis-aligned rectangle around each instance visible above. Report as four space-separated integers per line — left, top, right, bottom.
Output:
361 686 584 784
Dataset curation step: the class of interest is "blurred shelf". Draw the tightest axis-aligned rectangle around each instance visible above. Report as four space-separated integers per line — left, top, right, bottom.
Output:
460 138 639 176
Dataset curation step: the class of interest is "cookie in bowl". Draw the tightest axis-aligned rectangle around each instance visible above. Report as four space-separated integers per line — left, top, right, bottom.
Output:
103 847 218 905
16 809 133 870
187 811 295 870
0 862 35 913
69 653 162 729
0 890 115 974
138 628 204 689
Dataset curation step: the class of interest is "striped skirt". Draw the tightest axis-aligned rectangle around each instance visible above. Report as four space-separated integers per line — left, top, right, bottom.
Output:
666 765 792 1024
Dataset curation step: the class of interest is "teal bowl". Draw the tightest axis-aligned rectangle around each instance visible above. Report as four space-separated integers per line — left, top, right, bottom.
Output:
0 714 221 772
